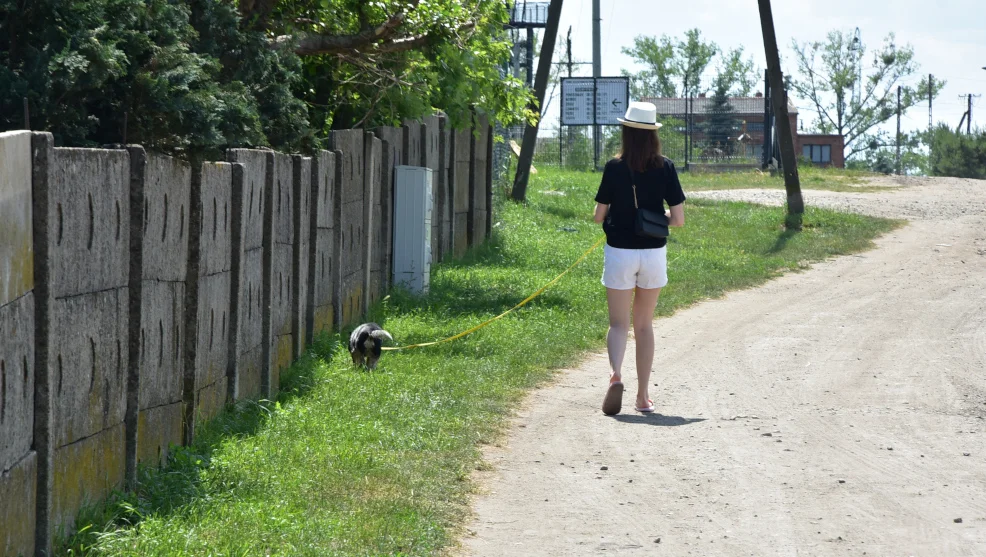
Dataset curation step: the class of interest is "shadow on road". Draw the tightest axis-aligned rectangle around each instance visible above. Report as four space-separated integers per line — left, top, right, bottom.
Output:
611 413 707 426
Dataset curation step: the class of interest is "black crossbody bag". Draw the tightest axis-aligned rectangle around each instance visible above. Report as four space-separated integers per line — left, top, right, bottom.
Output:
629 167 670 239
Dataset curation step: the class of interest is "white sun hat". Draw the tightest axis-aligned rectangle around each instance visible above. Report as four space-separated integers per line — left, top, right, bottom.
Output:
617 101 663 130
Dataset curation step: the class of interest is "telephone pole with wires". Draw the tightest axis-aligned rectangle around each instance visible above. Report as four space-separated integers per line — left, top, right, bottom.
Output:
928 74 933 131
958 94 981 134
896 86 902 175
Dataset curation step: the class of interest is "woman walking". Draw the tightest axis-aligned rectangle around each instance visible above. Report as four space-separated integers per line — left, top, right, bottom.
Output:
594 102 686 416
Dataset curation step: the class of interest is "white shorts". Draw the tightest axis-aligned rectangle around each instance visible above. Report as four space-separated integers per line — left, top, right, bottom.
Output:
601 244 668 290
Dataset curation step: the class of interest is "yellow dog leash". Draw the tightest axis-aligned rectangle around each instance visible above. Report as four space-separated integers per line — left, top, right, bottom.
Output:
382 235 607 351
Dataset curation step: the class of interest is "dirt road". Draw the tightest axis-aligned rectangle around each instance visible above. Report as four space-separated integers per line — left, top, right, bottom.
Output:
462 177 986 556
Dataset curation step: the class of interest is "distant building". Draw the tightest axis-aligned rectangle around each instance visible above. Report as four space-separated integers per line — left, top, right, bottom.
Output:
641 92 845 168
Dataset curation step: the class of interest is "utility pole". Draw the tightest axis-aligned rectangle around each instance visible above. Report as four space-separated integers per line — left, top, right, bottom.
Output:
958 94 981 134
757 0 803 228
566 26 573 78
592 0 601 169
511 0 564 201
968 94 972 134
928 74 933 131
762 69 772 169
896 85 902 175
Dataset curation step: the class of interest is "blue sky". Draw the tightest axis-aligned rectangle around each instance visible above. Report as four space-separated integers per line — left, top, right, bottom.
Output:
535 0 986 135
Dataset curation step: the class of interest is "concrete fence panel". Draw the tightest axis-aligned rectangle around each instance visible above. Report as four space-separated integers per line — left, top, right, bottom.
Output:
40 142 131 537
438 116 452 261
292 156 312 359
374 127 403 294
129 150 191 472
403 121 421 169
0 130 37 557
364 134 382 307
310 151 338 336
422 115 442 263
269 153 294 394
450 128 471 258
226 149 273 401
184 162 236 439
469 113 491 247
327 130 365 328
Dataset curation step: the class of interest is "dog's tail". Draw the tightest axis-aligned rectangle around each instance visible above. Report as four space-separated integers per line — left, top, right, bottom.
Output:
369 329 393 343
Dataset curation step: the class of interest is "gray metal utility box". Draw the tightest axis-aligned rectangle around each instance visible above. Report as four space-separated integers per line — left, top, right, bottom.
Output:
392 165 432 294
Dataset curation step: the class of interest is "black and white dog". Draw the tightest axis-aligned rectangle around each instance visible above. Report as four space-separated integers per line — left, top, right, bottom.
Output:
348 323 394 369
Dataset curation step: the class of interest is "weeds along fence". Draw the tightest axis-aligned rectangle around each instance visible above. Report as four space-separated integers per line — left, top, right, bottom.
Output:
0 113 493 557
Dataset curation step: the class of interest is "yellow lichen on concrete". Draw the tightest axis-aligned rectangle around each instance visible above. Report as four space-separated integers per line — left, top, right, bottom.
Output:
136 403 183 469
195 379 227 425
0 452 37 557
314 306 334 334
51 424 125 536
273 334 293 393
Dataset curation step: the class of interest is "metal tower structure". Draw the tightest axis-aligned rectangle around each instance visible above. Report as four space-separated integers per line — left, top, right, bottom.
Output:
505 2 550 88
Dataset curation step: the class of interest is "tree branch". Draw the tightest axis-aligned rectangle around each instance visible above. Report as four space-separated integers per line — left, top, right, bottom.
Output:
279 19 475 57
280 11 408 55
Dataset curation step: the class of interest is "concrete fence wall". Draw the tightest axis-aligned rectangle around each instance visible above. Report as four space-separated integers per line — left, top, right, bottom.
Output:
0 113 492 556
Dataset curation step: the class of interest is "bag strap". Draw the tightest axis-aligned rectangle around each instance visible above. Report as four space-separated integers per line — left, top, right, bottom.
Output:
629 165 639 209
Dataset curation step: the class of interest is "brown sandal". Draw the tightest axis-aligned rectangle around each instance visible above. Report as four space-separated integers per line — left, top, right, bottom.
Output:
602 381 624 416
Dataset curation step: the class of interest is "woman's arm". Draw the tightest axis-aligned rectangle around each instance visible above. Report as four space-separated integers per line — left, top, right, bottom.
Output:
666 203 684 227
593 202 609 224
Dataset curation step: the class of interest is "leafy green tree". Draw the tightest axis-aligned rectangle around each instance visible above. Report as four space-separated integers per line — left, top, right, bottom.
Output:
1 0 531 154
0 0 310 155
789 30 945 161
621 29 757 98
271 0 532 130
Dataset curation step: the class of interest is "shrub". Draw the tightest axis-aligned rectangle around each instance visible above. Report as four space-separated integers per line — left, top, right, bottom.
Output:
928 125 986 179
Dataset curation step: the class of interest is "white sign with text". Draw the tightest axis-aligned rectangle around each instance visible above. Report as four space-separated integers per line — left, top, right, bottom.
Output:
561 77 629 126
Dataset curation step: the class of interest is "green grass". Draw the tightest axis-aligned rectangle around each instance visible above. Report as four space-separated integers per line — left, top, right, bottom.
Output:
63 170 900 556
681 164 894 193
535 164 894 193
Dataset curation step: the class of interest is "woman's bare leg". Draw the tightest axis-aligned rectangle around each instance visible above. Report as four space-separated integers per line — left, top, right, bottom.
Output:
632 287 662 408
606 288 634 383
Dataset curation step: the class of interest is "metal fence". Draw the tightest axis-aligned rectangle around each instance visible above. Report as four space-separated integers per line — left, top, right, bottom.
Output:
526 107 769 172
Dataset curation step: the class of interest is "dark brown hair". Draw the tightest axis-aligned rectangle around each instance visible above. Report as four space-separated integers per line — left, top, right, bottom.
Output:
618 125 663 172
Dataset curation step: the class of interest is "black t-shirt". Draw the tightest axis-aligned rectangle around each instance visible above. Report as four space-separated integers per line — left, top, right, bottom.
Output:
594 157 686 249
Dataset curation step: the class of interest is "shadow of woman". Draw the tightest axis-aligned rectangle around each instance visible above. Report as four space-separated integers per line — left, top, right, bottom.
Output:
611 413 706 426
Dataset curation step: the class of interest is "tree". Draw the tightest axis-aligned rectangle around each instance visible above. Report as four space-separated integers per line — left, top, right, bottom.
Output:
0 0 306 155
927 124 986 179
621 29 758 98
789 30 945 161
273 0 532 130
703 75 740 155
845 131 929 175
1 0 533 154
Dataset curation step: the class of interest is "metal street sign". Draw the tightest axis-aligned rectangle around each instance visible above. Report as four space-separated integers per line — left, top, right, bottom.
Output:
595 78 629 125
560 77 629 126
